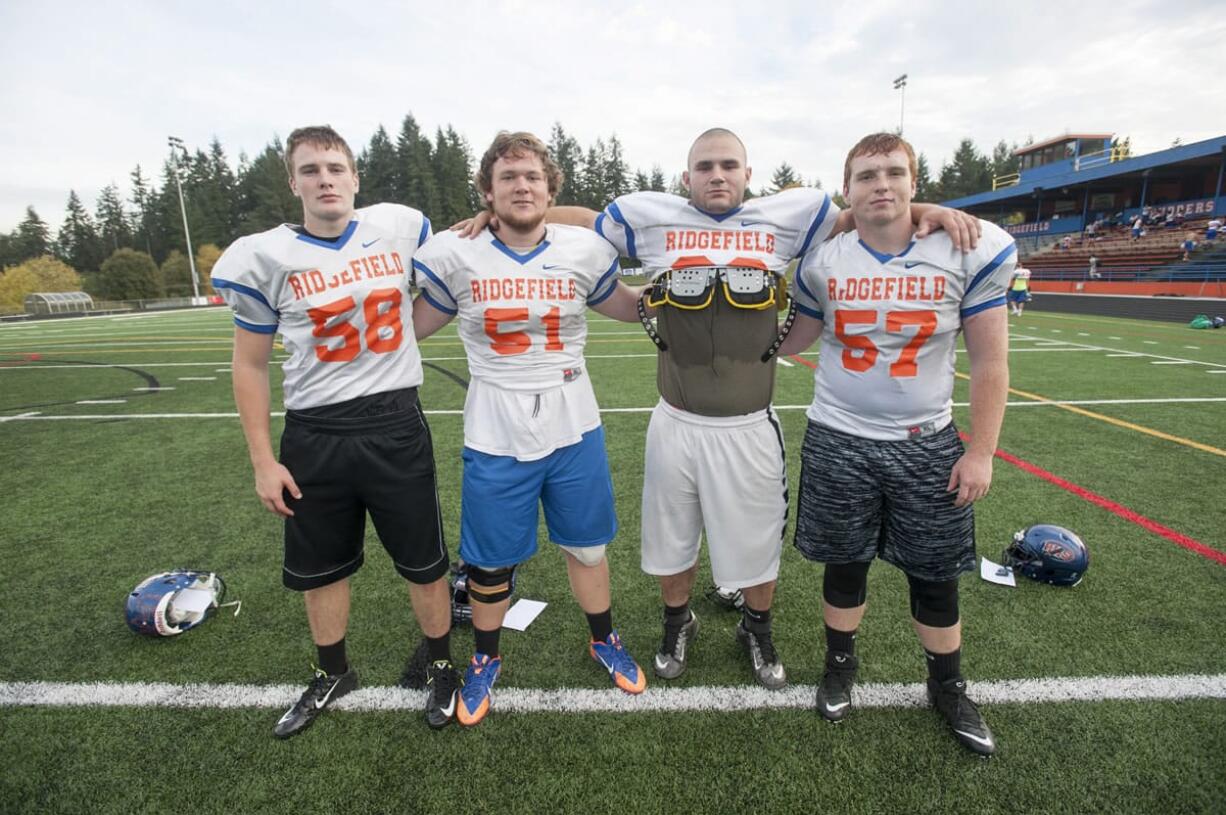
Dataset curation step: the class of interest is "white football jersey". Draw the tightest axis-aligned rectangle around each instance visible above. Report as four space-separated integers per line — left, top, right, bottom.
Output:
595 187 839 273
793 220 1016 440
414 225 620 392
212 203 430 410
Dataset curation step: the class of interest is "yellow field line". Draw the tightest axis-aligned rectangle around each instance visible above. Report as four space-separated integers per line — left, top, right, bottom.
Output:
956 372 1226 457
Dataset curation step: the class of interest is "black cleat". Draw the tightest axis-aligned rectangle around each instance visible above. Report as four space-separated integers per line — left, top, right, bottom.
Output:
424 659 459 730
274 666 359 739
815 650 858 722
654 611 699 680
928 676 997 757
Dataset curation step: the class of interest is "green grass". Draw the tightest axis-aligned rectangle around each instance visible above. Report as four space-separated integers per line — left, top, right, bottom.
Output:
1 306 1224 814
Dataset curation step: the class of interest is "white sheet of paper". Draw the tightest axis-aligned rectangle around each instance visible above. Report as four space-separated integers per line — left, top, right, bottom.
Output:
502 599 547 631
980 556 1017 587
174 588 215 614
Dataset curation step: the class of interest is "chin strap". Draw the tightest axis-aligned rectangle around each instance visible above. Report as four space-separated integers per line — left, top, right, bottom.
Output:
760 298 798 362
637 290 667 351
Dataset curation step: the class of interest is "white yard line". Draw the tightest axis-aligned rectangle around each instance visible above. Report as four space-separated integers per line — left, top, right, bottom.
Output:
1010 333 1226 369
74 399 126 405
2 673 1223 713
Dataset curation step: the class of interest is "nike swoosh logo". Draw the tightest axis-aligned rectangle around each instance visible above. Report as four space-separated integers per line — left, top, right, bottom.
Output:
314 681 342 709
542 264 562 270
904 261 923 268
362 238 381 248
439 692 456 718
824 700 850 712
740 220 764 227
654 655 670 671
955 729 995 748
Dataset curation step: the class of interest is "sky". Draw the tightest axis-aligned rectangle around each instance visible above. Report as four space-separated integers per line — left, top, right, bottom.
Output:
2 0 1224 235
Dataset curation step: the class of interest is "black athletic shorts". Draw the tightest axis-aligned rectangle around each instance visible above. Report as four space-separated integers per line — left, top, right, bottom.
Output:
279 387 449 591
793 420 975 582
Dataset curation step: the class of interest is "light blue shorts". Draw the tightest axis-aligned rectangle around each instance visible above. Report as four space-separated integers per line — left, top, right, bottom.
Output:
459 427 617 567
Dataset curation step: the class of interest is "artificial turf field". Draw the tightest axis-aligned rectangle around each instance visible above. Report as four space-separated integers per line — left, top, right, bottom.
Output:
1 305 1224 814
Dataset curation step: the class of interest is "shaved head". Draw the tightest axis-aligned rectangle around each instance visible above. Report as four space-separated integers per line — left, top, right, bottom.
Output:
687 127 747 169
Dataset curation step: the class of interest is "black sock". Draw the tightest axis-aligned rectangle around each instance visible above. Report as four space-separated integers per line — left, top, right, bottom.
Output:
425 631 451 664
925 647 962 684
742 605 771 633
664 603 690 625
474 626 501 659
586 608 613 643
825 625 857 655
317 637 348 676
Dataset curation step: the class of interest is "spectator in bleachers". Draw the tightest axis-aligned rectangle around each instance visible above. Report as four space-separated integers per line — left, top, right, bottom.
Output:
1164 211 1177 229
1131 215 1143 240
1060 235 1072 251
1182 234 1197 261
1206 217 1221 245
1088 254 1101 279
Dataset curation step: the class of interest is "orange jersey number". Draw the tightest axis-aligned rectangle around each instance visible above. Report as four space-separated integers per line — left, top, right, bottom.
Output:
307 288 404 362
833 308 937 378
484 306 564 355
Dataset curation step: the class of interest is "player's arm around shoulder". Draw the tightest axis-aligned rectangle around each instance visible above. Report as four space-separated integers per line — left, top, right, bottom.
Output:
231 327 301 517
912 203 982 252
778 248 828 356
410 232 459 340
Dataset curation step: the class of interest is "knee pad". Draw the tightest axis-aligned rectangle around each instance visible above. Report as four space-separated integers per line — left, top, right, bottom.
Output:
823 561 871 609
467 564 516 604
560 544 607 567
907 574 960 627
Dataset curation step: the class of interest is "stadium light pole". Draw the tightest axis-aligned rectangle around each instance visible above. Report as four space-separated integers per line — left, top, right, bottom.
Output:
893 74 908 135
167 136 201 301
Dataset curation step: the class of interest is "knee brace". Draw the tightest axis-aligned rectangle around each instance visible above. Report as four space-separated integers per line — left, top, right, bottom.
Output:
467 564 516 604
560 544 607 567
907 574 960 628
823 561 871 609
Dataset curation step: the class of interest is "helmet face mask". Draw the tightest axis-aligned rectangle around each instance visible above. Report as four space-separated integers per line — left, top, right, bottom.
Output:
125 571 226 636
1003 525 1089 587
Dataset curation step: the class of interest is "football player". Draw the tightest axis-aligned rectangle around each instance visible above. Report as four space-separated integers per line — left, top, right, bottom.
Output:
1007 265 1031 315
465 128 979 690
412 131 647 727
212 125 459 736
779 132 1015 755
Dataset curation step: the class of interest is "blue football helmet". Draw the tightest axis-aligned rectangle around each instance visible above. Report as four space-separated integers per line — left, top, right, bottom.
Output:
1003 525 1089 587
125 570 230 636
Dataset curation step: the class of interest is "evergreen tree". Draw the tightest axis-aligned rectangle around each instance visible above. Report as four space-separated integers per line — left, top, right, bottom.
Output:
235 142 298 234
767 162 802 194
915 153 935 201
0 233 15 271
397 114 440 218
937 139 993 200
433 127 477 227
548 123 583 205
633 170 651 191
669 174 688 197
13 207 52 263
358 125 400 208
194 138 239 247
128 165 160 258
57 191 103 273
603 134 631 201
577 140 609 209
649 165 667 192
95 183 132 254
990 140 1019 181
97 248 161 300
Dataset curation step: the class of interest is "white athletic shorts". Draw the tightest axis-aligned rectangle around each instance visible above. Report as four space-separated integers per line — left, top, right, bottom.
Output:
640 399 788 588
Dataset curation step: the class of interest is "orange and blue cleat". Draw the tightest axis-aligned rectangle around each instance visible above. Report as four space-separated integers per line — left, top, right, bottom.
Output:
590 630 647 694
457 653 501 727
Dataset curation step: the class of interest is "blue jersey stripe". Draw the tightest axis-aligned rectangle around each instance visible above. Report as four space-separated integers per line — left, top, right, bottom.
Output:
796 303 823 320
212 278 278 316
234 317 277 334
419 217 432 246
420 289 457 316
411 259 456 305
966 243 1017 296
795 195 833 258
606 202 637 259
960 295 1007 318
586 258 621 306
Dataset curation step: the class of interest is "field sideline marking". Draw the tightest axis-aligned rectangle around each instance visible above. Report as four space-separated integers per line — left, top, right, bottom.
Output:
2 673 1223 713
968 373 1226 459
986 441 1226 566
1009 332 1226 369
